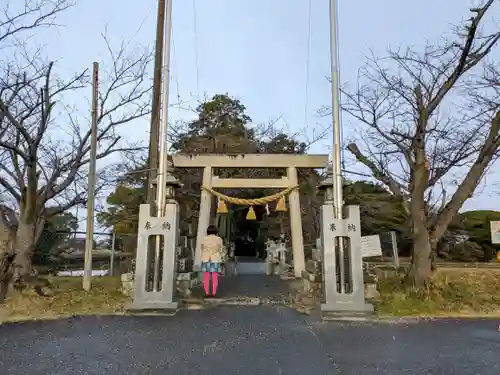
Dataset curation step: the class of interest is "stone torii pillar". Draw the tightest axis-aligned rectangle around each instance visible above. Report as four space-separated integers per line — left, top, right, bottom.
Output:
194 166 213 270
287 166 305 277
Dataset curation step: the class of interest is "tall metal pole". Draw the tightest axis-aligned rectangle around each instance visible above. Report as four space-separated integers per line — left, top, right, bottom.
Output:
153 0 173 291
83 62 99 291
328 0 346 293
146 0 166 209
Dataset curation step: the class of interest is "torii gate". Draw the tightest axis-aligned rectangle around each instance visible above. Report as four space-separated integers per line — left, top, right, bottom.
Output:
172 153 329 277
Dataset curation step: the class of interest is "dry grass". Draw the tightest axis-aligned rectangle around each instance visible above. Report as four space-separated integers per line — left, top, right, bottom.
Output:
0 276 129 323
2 270 500 322
376 269 500 317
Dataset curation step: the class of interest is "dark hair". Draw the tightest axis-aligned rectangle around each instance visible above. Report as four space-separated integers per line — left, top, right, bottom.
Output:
207 225 218 236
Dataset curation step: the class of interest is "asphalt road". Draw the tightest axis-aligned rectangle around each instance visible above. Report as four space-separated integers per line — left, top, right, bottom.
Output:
1 307 499 375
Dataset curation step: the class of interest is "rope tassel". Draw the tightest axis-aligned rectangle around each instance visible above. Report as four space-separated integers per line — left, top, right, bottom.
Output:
246 206 257 220
217 197 228 214
275 196 287 212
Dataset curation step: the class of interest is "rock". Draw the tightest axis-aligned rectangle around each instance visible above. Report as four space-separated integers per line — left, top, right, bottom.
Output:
306 260 321 274
176 272 197 281
380 268 398 280
121 281 134 297
121 272 134 282
298 295 317 306
363 262 379 284
312 248 322 262
121 273 135 296
365 283 379 300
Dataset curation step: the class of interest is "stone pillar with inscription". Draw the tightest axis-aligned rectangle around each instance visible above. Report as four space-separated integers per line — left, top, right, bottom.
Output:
127 201 179 313
318 166 373 319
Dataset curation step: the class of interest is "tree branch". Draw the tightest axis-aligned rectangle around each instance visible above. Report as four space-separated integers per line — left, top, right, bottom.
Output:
0 0 73 45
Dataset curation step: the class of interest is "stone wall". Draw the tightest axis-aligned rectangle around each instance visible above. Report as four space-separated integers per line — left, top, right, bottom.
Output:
299 246 386 300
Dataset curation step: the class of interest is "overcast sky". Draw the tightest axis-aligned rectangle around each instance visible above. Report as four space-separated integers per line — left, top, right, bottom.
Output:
31 0 500 213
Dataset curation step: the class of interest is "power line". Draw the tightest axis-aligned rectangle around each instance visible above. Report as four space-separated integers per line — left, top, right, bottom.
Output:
171 30 181 106
192 0 200 97
303 0 312 130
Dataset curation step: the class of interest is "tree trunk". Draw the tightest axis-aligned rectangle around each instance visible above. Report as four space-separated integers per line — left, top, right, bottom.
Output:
0 251 13 303
407 155 432 287
11 221 36 289
0 223 16 304
407 227 432 286
407 200 433 286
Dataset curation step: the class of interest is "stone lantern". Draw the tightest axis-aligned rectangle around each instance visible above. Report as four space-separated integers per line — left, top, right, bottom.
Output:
317 162 334 204
164 167 183 202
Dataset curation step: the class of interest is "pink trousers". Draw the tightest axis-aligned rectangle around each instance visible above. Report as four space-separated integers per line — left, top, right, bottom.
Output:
203 272 219 296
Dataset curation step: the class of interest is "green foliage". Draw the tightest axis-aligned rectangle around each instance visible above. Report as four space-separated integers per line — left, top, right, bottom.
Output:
171 94 306 156
100 94 314 236
188 94 251 136
172 94 254 153
96 164 147 235
34 212 78 265
344 181 407 235
459 210 500 261
258 133 307 154
99 93 411 246
343 180 410 254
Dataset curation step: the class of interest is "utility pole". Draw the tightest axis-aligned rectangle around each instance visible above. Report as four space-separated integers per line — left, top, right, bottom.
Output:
83 62 99 291
328 0 346 292
146 0 167 211
153 0 173 291
156 0 173 216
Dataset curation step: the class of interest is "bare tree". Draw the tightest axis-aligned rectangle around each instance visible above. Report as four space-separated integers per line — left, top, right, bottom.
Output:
0 0 152 302
339 1 500 286
0 0 73 46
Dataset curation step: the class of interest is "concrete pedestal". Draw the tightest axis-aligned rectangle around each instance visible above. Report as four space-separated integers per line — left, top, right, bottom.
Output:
320 204 373 319
126 202 179 314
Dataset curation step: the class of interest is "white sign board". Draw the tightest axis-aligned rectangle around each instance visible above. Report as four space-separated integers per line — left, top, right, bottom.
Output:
361 235 382 258
490 221 500 244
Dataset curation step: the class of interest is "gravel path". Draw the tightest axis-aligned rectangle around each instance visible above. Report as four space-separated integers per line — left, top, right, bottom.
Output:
1 306 499 374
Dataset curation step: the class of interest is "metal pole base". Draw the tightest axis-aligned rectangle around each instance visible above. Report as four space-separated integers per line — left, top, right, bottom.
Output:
126 301 179 315
127 203 179 314
319 204 374 320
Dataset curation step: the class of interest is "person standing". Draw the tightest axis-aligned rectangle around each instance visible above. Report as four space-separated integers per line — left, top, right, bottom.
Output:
200 225 225 297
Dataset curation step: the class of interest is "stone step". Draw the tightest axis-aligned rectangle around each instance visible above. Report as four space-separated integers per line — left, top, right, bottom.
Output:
182 296 261 306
